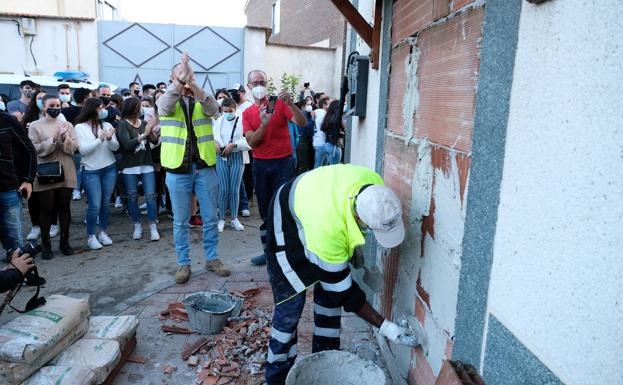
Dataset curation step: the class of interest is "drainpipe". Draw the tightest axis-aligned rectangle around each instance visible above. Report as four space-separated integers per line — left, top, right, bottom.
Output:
63 23 71 70
75 21 82 71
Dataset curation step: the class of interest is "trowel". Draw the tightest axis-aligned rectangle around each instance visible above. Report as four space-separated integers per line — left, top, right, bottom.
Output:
396 314 428 353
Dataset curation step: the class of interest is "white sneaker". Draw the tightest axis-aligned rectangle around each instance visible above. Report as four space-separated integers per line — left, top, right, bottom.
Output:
149 223 160 241
72 190 81 201
230 218 244 231
98 231 113 246
114 196 122 208
139 202 147 210
87 235 103 250
49 224 59 238
133 223 142 240
26 226 41 240
217 219 225 233
241 209 251 217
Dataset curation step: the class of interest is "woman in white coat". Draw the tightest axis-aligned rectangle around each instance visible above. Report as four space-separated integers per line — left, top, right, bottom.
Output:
213 97 251 232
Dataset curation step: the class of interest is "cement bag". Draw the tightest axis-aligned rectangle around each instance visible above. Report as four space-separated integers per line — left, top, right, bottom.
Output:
84 316 138 346
21 366 96 385
0 295 90 363
0 319 88 385
51 339 121 384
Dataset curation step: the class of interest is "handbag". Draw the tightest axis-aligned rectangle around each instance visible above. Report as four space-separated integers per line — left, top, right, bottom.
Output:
37 160 65 184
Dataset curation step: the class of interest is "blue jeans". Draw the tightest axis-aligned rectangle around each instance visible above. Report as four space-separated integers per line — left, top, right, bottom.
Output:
313 145 326 168
123 171 157 223
239 178 249 212
165 164 219 265
73 153 82 193
323 143 342 165
0 190 24 254
253 157 295 251
83 164 117 236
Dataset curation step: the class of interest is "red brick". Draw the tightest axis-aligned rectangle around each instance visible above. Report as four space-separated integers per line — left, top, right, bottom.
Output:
415 297 427 325
393 0 434 44
433 0 451 20
246 0 345 48
382 136 419 213
413 348 437 385
413 7 484 154
451 0 476 12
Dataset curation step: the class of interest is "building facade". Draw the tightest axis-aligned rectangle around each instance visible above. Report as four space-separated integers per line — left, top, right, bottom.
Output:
341 0 623 384
0 0 119 79
244 0 346 97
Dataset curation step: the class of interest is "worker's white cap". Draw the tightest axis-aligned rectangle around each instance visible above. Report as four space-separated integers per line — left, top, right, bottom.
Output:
355 185 405 248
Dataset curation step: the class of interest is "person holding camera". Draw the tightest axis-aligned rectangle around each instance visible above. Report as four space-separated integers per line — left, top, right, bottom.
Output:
0 250 34 293
243 70 308 266
28 95 78 260
0 109 37 260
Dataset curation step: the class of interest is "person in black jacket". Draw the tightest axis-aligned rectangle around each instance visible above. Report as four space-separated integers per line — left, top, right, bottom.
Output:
0 250 34 293
0 111 37 256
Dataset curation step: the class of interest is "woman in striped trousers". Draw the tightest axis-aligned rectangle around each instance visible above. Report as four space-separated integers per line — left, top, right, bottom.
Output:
214 97 251 232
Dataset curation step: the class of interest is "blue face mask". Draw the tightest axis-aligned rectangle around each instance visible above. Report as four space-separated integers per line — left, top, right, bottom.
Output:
98 109 108 120
224 112 236 121
59 94 71 103
36 99 43 110
0 102 5 111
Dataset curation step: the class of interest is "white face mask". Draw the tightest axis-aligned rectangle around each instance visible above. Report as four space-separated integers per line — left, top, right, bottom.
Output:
251 86 267 100
305 105 313 113
142 107 154 116
217 98 224 106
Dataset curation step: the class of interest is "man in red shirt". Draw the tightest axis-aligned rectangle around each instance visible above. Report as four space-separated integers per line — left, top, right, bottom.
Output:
243 70 308 265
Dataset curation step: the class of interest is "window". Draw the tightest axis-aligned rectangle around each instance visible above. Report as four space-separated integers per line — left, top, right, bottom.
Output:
97 0 119 21
272 0 281 36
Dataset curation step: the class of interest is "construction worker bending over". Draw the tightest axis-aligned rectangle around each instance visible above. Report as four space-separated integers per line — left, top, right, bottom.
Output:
265 163 414 385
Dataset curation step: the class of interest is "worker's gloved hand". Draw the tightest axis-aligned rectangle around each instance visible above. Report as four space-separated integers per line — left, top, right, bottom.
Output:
379 320 410 343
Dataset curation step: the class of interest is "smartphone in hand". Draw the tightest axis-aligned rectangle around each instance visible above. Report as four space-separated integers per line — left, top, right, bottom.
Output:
267 95 278 114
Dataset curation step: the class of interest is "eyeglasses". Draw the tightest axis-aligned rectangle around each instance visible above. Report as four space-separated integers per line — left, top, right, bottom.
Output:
249 81 267 87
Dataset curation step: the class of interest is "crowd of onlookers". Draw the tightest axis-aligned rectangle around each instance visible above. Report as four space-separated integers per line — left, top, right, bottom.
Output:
0 67 344 279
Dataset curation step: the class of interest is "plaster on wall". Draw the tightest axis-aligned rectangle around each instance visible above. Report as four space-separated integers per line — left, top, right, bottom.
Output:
487 1 623 383
401 40 420 144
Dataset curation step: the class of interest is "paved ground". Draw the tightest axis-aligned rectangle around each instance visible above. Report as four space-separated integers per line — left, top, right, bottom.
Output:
1 197 389 384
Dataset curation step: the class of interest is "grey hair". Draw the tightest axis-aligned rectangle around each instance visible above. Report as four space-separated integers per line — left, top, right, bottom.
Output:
247 70 267 83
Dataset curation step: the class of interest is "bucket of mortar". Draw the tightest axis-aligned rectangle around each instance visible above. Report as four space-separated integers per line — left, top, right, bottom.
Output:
285 350 387 385
183 291 237 334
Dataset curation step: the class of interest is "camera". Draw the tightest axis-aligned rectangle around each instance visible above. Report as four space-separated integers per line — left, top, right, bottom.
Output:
7 242 44 286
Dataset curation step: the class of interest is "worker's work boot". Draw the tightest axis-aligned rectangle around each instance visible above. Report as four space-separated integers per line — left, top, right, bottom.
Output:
205 259 231 277
175 265 191 284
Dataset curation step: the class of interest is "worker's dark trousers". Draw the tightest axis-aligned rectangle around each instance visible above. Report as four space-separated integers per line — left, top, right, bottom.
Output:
265 284 342 385
252 157 296 253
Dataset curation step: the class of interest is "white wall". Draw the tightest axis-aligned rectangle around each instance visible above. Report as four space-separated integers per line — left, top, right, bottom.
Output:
244 27 339 98
346 0 379 169
487 1 623 384
0 18 99 79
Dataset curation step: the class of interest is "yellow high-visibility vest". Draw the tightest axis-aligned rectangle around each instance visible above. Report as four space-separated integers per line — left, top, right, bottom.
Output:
160 101 216 169
293 164 384 264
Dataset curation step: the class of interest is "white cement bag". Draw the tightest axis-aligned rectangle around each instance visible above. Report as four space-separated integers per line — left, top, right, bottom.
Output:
51 339 121 384
21 366 96 385
0 319 89 385
84 316 138 346
0 295 90 363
